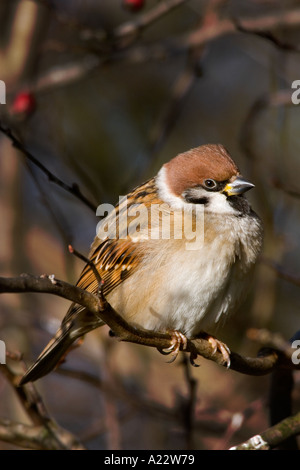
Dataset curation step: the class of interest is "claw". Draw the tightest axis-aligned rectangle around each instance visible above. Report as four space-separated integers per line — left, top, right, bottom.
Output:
207 335 231 368
189 352 200 367
160 330 188 363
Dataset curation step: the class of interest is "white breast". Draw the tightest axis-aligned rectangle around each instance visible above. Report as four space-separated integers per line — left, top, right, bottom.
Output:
108 212 262 337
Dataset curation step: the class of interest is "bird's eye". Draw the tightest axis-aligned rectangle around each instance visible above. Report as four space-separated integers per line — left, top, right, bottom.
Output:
204 179 217 190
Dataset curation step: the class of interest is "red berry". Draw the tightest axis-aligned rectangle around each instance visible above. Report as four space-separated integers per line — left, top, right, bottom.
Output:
123 0 145 13
11 91 36 116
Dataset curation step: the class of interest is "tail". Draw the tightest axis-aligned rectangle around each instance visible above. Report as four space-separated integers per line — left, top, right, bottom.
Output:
19 326 76 386
20 302 103 386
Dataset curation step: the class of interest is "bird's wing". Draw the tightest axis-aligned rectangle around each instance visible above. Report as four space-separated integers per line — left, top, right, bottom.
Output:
63 177 162 322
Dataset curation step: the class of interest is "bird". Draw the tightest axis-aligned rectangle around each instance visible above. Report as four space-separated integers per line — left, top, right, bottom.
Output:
20 144 263 385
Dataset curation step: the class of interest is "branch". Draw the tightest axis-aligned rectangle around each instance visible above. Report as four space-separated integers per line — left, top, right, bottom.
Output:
230 411 300 450
183 8 300 50
0 418 85 450
273 180 300 200
146 0 228 163
247 328 300 449
0 0 49 88
180 356 198 449
1 359 86 449
34 55 101 93
235 8 300 35
148 65 198 157
0 123 97 212
56 367 227 435
263 258 300 288
1 362 50 426
18 6 300 95
269 368 297 449
247 327 300 357
1 273 299 377
239 90 294 162
114 0 190 41
26 0 191 93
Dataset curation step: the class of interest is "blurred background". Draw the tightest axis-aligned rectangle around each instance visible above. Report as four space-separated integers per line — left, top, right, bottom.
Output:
0 0 300 450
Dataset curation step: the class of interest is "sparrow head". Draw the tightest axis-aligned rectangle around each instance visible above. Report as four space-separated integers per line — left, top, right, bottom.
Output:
156 144 254 215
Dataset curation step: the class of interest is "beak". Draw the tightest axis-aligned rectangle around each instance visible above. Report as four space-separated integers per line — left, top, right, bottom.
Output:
223 176 255 196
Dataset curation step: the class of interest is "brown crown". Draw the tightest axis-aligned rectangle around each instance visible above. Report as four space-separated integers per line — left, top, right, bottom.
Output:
164 144 240 196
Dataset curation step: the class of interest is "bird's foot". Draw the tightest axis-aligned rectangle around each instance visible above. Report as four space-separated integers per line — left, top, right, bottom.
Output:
205 334 231 368
159 330 188 363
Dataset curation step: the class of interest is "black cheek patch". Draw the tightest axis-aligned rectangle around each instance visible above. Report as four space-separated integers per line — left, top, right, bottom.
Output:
227 195 251 215
184 195 209 205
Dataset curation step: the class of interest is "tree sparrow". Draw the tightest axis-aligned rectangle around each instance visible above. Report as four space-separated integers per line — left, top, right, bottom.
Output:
20 144 263 384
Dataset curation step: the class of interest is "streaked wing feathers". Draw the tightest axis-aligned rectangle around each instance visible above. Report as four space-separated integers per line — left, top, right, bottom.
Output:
76 177 160 298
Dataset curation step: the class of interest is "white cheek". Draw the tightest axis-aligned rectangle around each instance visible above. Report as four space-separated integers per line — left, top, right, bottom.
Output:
156 166 187 210
157 167 238 215
205 192 238 215
156 166 207 213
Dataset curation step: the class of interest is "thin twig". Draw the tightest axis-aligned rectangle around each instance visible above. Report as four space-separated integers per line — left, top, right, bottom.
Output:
24 158 74 245
247 327 299 356
56 367 233 436
183 7 300 50
1 361 86 449
262 258 300 288
68 245 102 285
246 328 299 449
181 356 198 449
1 361 50 427
148 65 198 158
0 123 97 212
217 399 264 450
146 0 226 161
269 368 297 449
114 0 190 40
68 245 105 306
272 179 300 200
13 6 300 95
239 91 294 162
